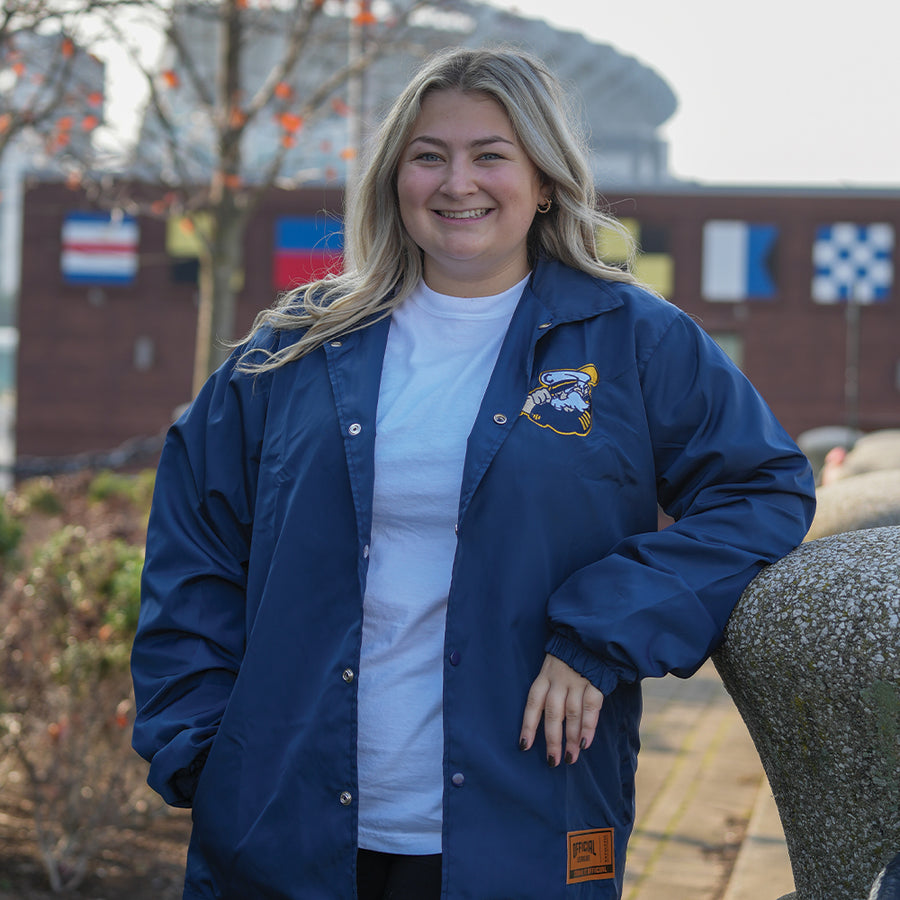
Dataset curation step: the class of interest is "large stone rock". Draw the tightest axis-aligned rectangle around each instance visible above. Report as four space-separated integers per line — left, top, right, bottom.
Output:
797 425 863 482
835 430 900 481
807 470 900 540
713 527 900 900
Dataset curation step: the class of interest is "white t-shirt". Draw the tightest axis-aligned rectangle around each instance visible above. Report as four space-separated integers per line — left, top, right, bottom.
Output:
356 275 527 854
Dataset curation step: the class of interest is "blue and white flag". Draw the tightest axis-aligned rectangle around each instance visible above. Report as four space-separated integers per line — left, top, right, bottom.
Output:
812 222 893 304
61 211 139 286
702 220 778 302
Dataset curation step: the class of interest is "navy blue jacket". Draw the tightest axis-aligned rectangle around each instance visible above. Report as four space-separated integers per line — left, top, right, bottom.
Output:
132 259 815 899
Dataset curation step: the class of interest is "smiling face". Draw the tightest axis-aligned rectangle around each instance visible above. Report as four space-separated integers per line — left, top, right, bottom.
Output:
396 89 551 297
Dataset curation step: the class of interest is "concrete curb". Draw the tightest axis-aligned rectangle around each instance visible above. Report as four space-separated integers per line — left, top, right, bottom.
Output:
721 781 794 900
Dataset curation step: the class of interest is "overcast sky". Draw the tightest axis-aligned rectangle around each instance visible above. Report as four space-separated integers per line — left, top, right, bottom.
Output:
99 0 900 189
499 0 900 188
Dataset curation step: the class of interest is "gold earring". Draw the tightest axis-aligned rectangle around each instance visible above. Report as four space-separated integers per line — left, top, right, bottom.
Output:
536 197 552 214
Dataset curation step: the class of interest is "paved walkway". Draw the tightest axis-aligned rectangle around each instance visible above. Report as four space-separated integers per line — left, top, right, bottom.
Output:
624 660 795 900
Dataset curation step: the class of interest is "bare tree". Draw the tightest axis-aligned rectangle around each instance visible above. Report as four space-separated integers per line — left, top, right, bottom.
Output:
0 1 138 163
83 0 461 395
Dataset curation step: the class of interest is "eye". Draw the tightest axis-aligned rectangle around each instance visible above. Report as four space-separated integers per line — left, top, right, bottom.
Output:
413 151 443 163
478 151 503 161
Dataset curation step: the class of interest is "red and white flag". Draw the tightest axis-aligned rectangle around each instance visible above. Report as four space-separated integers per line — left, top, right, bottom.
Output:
61 211 139 285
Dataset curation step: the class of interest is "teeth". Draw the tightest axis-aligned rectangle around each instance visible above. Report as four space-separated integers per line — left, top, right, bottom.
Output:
439 209 489 219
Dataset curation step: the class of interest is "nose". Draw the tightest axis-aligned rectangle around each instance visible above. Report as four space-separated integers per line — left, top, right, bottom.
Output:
440 158 477 199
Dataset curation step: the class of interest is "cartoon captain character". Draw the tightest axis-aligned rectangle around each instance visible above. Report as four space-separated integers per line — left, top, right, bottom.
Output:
521 364 599 436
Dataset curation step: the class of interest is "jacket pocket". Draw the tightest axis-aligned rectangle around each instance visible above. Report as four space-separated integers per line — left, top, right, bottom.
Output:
189 729 245 886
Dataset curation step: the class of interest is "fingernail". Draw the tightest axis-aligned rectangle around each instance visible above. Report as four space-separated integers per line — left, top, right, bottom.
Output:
547 755 556 767
519 738 528 751
580 738 587 750
565 752 573 765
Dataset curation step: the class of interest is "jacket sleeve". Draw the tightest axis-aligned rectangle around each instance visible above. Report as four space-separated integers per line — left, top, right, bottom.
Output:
544 310 816 696
131 345 271 807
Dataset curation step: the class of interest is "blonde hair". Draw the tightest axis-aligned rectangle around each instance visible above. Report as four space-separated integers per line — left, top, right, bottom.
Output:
239 45 636 372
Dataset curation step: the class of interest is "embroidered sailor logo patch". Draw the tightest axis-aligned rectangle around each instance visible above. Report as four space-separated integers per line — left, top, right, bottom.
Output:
520 365 598 436
567 828 615 884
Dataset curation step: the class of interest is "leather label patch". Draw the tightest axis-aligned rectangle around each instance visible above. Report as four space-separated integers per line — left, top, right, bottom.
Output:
567 828 615 884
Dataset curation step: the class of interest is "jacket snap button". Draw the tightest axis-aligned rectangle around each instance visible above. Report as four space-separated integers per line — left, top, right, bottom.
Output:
339 791 353 805
538 322 552 329
330 340 343 347
492 413 507 425
363 544 369 559
451 772 465 787
348 423 362 436
342 668 355 683
449 650 461 666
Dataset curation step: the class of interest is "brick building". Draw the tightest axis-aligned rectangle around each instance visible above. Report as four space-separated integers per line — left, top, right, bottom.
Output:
602 188 900 436
14 181 900 462
16 181 342 459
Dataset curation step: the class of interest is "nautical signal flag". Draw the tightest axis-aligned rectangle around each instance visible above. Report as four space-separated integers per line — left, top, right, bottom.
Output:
596 218 673 298
273 216 344 290
165 213 244 289
702 220 778 302
166 213 207 284
812 222 894 304
61 211 139 286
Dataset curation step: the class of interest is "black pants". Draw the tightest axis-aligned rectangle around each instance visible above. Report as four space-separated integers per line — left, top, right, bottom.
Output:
356 849 442 900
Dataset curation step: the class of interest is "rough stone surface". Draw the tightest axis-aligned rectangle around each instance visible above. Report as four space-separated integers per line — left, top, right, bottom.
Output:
806 470 900 541
713 527 900 900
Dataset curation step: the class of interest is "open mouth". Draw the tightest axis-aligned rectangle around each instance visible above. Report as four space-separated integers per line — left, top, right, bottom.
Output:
436 208 491 220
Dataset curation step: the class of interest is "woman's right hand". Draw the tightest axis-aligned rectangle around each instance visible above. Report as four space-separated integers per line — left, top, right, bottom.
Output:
519 653 604 767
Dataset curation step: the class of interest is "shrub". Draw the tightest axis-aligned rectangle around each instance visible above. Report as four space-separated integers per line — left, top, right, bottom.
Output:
0 521 158 892
0 502 23 562
17 476 64 515
87 469 155 514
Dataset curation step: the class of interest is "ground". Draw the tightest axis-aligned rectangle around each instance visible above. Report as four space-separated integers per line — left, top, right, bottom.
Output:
0 792 191 899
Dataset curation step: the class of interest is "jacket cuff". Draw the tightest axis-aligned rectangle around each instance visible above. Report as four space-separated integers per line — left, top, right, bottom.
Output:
145 731 215 808
169 750 209 806
545 632 621 696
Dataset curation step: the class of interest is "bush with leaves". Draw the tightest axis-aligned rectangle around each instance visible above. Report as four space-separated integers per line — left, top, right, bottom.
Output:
87 468 156 512
0 476 162 892
17 476 65 516
0 497 23 563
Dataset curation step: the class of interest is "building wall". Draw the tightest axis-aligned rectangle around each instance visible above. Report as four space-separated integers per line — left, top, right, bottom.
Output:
612 190 900 436
16 181 342 458
15 181 900 461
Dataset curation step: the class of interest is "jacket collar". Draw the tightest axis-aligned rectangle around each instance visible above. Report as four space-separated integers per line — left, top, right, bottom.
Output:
525 257 626 327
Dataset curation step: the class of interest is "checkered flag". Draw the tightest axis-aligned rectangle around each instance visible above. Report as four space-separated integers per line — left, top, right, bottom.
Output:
812 222 894 304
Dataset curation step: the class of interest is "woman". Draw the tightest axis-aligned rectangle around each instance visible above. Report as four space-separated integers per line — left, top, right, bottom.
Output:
131 46 815 899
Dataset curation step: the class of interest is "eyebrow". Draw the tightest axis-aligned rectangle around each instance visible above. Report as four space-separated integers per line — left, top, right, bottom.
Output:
407 135 516 149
